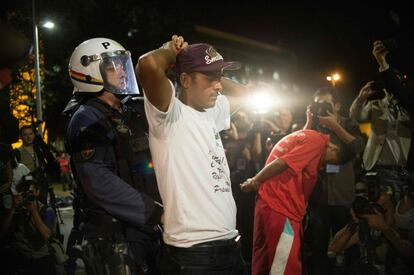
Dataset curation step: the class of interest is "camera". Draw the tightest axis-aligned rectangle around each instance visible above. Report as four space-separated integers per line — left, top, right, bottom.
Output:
21 190 35 205
370 80 385 92
352 196 385 219
367 80 386 101
352 172 385 219
309 100 333 117
309 100 333 132
382 38 397 52
16 175 36 205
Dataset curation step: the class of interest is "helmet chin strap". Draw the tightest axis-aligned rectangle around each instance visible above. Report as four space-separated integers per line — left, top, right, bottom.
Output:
119 95 132 104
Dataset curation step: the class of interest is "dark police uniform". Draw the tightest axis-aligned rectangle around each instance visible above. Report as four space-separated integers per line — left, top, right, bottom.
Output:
65 96 163 274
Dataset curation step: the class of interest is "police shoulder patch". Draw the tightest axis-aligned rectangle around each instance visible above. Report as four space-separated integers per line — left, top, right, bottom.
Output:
80 143 96 160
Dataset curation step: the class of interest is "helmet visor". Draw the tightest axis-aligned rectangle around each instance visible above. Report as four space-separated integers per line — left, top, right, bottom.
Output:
99 50 139 95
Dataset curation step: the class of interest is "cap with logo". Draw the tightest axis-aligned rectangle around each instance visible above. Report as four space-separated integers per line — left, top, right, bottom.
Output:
176 43 241 74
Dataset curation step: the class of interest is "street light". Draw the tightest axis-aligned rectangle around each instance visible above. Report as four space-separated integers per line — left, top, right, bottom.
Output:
32 0 54 136
42 21 55 29
326 73 341 87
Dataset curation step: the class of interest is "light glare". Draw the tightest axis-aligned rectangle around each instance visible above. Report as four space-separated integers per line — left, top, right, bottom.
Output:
43 21 55 29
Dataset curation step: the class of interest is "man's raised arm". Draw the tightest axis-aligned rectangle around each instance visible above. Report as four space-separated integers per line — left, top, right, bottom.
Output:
136 35 188 112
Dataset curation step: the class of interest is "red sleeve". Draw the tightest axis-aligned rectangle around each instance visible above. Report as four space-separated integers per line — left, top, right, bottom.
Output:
275 132 325 174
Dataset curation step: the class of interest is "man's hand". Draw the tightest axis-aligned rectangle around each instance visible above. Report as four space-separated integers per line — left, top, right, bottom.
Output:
357 81 375 102
303 105 313 130
26 201 38 215
240 178 260 192
161 35 188 55
318 111 338 130
372 40 389 70
350 208 360 223
13 193 23 209
361 208 389 232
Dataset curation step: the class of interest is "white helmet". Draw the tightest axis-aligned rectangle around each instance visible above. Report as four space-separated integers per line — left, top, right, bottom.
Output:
68 38 139 95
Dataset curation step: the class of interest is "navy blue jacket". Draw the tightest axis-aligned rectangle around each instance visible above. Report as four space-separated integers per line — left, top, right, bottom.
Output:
66 98 162 229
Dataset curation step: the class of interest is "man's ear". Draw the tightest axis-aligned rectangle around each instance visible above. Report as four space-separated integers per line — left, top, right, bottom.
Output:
327 141 339 151
334 102 341 113
180 73 191 89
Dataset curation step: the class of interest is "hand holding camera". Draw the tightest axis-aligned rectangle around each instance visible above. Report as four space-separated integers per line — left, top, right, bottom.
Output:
317 110 338 130
357 82 376 102
308 100 334 132
372 39 397 71
360 208 389 232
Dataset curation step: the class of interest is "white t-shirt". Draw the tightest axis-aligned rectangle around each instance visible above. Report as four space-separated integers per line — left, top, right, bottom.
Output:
11 163 31 194
144 81 238 247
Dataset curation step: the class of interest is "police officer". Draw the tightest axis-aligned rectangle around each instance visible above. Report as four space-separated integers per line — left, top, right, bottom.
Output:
64 38 163 275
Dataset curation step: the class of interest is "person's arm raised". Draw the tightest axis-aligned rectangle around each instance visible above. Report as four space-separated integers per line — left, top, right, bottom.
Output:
136 35 188 112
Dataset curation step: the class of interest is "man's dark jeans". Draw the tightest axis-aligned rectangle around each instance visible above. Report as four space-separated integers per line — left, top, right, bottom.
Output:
160 237 247 275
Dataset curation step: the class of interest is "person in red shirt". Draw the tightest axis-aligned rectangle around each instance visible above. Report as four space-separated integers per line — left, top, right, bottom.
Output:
241 127 344 275
57 152 71 191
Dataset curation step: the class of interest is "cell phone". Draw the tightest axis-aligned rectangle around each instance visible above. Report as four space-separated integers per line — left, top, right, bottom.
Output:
382 38 397 52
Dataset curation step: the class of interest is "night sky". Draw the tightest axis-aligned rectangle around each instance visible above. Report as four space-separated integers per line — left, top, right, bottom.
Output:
2 1 413 119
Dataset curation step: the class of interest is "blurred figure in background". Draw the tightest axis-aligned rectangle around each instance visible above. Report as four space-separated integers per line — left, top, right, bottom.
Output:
372 40 414 177
349 76 411 205
2 179 57 275
307 87 365 275
10 149 30 194
56 152 72 192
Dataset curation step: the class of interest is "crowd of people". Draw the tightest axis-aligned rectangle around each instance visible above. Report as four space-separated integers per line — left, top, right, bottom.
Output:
0 32 413 275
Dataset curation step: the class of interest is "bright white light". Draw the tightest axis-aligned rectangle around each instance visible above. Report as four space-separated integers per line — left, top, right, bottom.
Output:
333 73 340 81
248 89 276 114
43 21 55 29
251 93 271 113
326 76 332 81
273 71 280 81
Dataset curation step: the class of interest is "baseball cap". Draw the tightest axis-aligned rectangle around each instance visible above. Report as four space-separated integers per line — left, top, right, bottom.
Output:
176 43 241 74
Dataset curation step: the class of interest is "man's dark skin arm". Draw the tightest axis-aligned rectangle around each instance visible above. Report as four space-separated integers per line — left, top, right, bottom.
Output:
136 35 187 112
240 158 288 192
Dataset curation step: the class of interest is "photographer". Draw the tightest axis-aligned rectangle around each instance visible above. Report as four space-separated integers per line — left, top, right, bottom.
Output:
372 40 414 177
349 40 411 205
250 107 294 168
328 178 396 275
17 125 60 205
3 177 57 275
306 87 365 275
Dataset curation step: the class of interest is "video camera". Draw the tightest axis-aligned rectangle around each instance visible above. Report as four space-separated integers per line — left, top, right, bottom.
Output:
309 100 333 132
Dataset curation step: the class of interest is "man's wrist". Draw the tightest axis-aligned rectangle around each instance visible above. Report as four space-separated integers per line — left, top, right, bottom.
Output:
251 177 261 188
356 95 367 104
346 222 358 235
378 63 389 72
